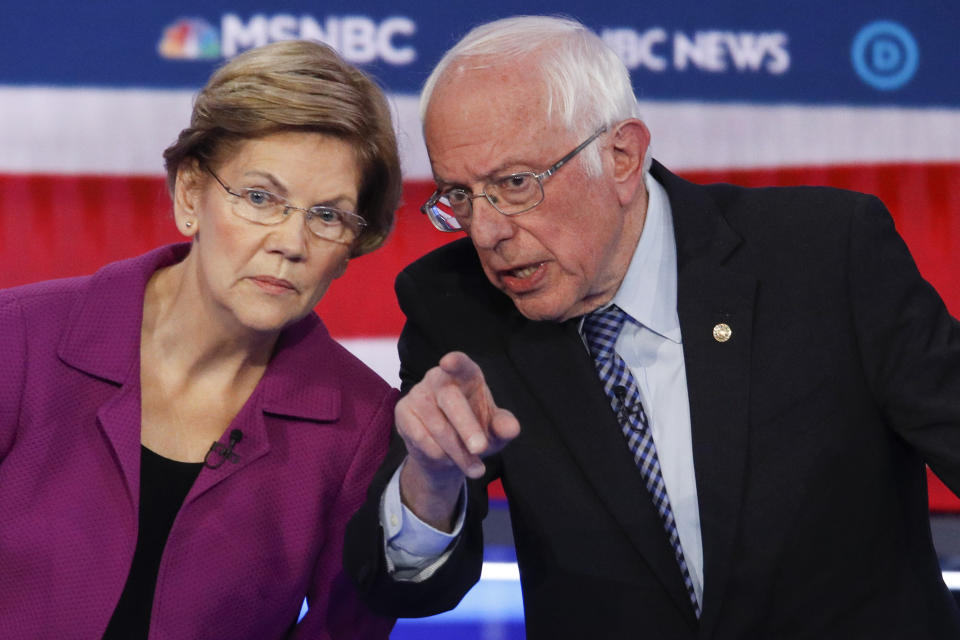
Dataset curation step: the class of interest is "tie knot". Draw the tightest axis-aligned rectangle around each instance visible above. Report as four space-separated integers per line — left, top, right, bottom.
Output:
582 305 629 361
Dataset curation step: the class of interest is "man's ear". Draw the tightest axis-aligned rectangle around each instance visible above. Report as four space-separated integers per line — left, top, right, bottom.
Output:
173 158 204 237
609 119 651 206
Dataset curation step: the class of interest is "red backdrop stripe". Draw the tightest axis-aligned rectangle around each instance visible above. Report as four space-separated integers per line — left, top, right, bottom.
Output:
2 163 958 507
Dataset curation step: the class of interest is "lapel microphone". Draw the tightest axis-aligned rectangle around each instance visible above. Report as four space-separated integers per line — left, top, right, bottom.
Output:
612 386 643 424
203 429 243 469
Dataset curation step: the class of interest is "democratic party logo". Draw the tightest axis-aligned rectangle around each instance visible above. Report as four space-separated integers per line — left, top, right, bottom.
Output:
159 18 221 60
851 20 918 91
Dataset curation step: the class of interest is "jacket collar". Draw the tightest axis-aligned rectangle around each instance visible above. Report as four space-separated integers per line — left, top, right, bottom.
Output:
58 243 188 385
258 312 341 422
58 242 340 422
651 160 743 268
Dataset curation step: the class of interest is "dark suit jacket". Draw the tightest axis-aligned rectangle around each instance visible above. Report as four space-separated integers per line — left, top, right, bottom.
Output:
345 162 960 638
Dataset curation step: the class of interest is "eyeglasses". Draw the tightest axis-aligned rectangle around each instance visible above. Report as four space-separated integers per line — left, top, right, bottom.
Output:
205 166 367 244
421 125 608 232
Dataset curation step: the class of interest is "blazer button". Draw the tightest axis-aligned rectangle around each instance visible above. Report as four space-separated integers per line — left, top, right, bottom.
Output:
713 323 732 342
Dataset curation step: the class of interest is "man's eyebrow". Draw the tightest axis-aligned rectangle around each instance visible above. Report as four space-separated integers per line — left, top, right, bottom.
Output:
434 160 537 191
433 176 469 191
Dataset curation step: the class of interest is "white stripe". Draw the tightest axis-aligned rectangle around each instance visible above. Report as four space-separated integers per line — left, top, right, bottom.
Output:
0 86 424 177
480 561 521 581
338 337 401 388
477 565 960 590
640 101 960 170
2 86 959 176
943 571 960 590
0 86 192 175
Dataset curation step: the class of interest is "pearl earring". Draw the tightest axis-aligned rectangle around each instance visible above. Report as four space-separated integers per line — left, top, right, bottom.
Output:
185 221 193 228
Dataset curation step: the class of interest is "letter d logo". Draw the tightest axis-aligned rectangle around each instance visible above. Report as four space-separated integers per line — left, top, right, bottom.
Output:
851 20 918 91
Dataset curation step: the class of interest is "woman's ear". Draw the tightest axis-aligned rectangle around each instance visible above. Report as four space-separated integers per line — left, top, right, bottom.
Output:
609 119 651 206
333 256 350 279
173 159 204 237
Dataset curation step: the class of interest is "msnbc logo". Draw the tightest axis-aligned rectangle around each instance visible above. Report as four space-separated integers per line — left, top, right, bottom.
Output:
157 14 416 65
158 18 220 60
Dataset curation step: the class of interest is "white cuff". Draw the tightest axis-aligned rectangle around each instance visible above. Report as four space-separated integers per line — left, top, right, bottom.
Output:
380 459 467 582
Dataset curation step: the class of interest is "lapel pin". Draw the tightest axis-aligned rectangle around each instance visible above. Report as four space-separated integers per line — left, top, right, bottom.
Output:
712 323 732 343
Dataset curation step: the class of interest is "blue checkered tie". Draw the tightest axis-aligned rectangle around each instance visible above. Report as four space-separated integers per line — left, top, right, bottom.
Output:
582 304 701 618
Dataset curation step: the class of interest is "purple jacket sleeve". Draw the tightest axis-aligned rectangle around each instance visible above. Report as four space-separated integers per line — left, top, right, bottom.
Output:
0 295 26 462
291 384 398 639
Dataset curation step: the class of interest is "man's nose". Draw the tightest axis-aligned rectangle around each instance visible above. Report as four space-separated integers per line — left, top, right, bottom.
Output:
467 196 515 249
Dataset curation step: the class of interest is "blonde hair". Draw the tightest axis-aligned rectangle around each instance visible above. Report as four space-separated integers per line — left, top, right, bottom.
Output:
164 40 401 256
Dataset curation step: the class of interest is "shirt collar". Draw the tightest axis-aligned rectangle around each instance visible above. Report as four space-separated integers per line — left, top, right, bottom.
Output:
609 170 681 343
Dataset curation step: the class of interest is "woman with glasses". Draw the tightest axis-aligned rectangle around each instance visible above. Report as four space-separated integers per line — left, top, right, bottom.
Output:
0 40 399 638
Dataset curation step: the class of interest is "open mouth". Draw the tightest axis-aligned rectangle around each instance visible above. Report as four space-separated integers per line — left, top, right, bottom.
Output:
497 262 546 294
508 263 542 279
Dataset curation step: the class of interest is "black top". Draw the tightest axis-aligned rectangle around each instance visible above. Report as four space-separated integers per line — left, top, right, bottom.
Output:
102 446 203 639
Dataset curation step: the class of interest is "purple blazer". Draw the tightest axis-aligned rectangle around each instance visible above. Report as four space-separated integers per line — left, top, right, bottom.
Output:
0 244 397 639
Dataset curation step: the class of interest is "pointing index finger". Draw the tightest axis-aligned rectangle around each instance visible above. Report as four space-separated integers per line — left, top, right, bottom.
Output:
438 351 483 385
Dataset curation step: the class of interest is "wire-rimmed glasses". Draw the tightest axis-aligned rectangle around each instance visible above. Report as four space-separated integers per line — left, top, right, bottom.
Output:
420 125 608 232
205 167 366 244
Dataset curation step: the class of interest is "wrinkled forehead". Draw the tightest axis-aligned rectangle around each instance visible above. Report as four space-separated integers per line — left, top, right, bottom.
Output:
423 63 573 175
426 56 555 127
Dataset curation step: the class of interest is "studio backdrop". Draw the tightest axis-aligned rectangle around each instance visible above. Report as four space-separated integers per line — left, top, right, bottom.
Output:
2 0 957 505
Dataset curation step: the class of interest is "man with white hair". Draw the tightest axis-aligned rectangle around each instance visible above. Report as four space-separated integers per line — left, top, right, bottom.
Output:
345 15 960 638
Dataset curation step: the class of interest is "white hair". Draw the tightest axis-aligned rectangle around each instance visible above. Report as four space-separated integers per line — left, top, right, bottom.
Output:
420 15 647 176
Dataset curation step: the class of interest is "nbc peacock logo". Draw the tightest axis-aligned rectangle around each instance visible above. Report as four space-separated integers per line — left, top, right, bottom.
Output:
158 18 221 60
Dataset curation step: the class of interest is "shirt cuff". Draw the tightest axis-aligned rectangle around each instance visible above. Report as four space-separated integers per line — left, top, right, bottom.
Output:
380 459 467 582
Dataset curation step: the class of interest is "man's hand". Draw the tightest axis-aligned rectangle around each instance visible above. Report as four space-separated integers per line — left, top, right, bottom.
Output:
396 351 520 531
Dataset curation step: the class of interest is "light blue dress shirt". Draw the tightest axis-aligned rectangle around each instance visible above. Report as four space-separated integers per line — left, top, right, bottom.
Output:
381 172 703 604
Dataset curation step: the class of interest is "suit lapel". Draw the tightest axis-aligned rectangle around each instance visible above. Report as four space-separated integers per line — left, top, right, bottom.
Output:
679 261 754 634
60 246 190 512
658 163 756 634
507 317 699 625
183 314 340 504
95 370 143 511
185 388 273 503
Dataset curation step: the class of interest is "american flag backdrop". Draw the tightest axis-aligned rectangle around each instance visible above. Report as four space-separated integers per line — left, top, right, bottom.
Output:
1 0 958 517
